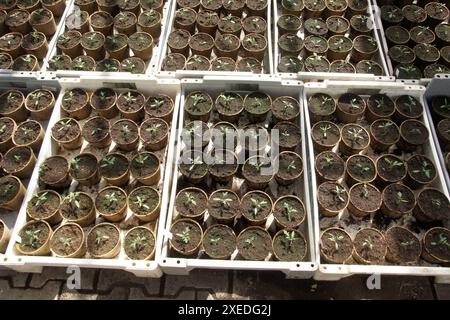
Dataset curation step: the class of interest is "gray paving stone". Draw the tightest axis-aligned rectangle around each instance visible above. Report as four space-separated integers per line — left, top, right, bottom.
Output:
97 269 161 294
164 269 229 297
11 272 30 288
0 279 61 300
434 284 450 300
60 290 98 300
30 267 97 290
97 287 130 300
61 287 129 300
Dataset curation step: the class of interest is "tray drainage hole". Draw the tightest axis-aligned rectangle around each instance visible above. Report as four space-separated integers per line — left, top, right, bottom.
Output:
132 262 136 266
296 264 300 267
18 258 21 262
323 266 327 270
146 263 150 267
177 260 180 264
163 259 166 263
311 264 314 268
3 257 7 262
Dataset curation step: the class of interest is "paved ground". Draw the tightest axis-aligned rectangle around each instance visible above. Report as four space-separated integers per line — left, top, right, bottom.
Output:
0 267 449 300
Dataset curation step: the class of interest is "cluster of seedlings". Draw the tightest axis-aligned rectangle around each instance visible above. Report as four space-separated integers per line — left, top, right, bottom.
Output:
428 95 450 177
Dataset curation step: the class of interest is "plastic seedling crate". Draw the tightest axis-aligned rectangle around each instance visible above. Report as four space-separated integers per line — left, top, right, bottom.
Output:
423 75 450 191
159 76 318 278
3 75 180 277
303 80 450 284
156 1 274 78
372 0 450 83
273 0 392 81
42 0 172 76
0 73 60 268
0 0 73 74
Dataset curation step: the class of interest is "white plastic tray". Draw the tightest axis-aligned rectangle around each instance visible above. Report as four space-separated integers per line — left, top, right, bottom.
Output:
302 80 450 284
155 1 274 78
42 0 172 76
3 75 181 277
273 0 392 81
159 76 318 278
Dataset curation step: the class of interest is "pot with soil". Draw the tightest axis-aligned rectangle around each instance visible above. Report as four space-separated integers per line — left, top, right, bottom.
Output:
347 0 367 15
0 219 10 253
385 25 410 47
273 195 305 229
20 32 48 60
56 30 82 59
304 18 328 37
177 0 201 10
140 118 169 150
413 188 449 224
169 218 203 256
105 34 129 61
314 151 345 182
189 32 214 57
435 24 450 48
11 54 40 71
308 93 335 122
0 0 17 12
421 227 450 264
90 88 118 118
218 14 242 36
201 0 222 12
304 35 328 57
72 54 95 70
366 93 395 123
185 55 211 71
351 35 378 62
114 11 137 36
398 119 429 152
182 121 210 150
311 121 341 152
95 186 128 221
214 33 240 60
346 154 376 186
242 155 273 189
15 220 52 256
208 189 240 225
241 124 269 158
0 175 25 211
425 2 449 28
76 0 98 14
174 7 196 34
243 16 266 35
402 4 427 28
30 8 56 36
394 95 423 122
144 94 174 122
128 186 161 222
130 151 160 185
179 150 208 184
208 149 238 183
437 118 450 151
42 0 66 17
214 92 243 123
196 10 219 36
369 119 400 152
138 9 162 39
424 64 450 78
51 118 83 150
116 90 145 121
237 226 272 261
405 155 437 189
69 152 100 186
99 153 130 186
330 60 355 73
65 10 90 34
281 0 304 16
124 226 156 260
242 33 267 62
39 156 71 189
87 222 121 258
347 183 381 218
320 227 353 264
121 57 146 74
273 121 301 152
13 120 43 152
305 54 331 72
5 9 31 34
410 26 435 46
278 14 301 36
352 228 387 264
82 116 112 148
81 31 105 61
0 117 15 152
385 226 421 264
110 118 139 151
350 14 373 37
90 11 113 36
61 88 91 120
223 0 246 16
0 90 27 122
184 91 212 122
168 29 191 57
355 60 383 75
141 0 164 12
304 0 326 19
325 0 347 17
24 89 54 120
0 33 23 59
60 191 95 226
203 224 236 259
414 43 440 69
238 57 262 73
47 55 72 71
247 0 268 16
175 187 207 221
327 16 349 36
0 52 13 69
381 183 416 218
431 96 450 120
376 154 406 186
1 145 35 178
338 124 370 156
17 0 40 12
243 91 271 123
336 92 365 123
272 229 307 262
96 0 119 15
49 223 86 258
211 122 238 151
272 96 300 123
278 34 303 56
317 181 348 217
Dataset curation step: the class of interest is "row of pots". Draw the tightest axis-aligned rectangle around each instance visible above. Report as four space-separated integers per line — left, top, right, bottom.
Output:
48 54 149 72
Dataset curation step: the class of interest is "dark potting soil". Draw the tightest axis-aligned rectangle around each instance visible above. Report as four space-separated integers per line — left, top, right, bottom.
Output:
50 224 83 256
179 151 208 179
383 183 415 213
118 0 139 10
117 91 145 113
175 8 196 25
124 227 155 260
304 18 328 36
48 55 71 71
403 5 426 24
2 146 32 173
40 156 68 184
426 2 449 20
244 92 271 115
341 124 369 150
90 11 113 27
26 89 53 111
417 189 449 222
243 16 266 34
211 123 237 148
14 121 41 145
87 224 120 256
208 190 240 220
186 55 210 71
0 90 23 114
130 153 159 179
197 10 219 27
183 121 210 148
353 228 386 263
353 35 377 54
347 155 376 183
66 11 89 29
396 95 423 118
171 220 202 253
99 154 128 178
110 120 138 144
138 9 161 27
178 0 200 9
209 154 237 178
62 89 87 111
6 10 29 28
328 16 349 34
243 34 267 51
312 121 340 147
140 118 168 145
168 29 190 49
320 228 352 263
410 26 435 44
242 156 273 184
175 188 207 217
272 96 299 121
237 58 262 73
350 183 381 212
0 176 20 205
59 192 94 220
129 187 159 216
70 154 97 180
241 191 272 222
0 33 22 51
95 188 127 214
12 55 37 71
273 230 306 261
329 36 352 53
82 117 110 143
0 222 3 239
304 35 328 54
21 32 45 51
0 118 15 143
215 34 240 51
367 94 395 117
407 155 436 184
356 60 383 75
91 88 116 110
185 92 212 116
401 120 429 146
438 118 450 142
0 53 12 69
389 45 416 64
223 0 245 11
316 151 345 181
30 8 52 25
337 93 365 115
308 93 335 117
52 119 80 142
432 96 450 119
385 227 421 264
247 0 267 10
273 196 305 228
237 228 272 261
279 14 300 32
129 33 153 51
350 15 372 33
203 225 236 258
279 34 303 53
18 221 50 253
201 0 222 11
435 24 450 42
331 60 355 73
190 33 213 51
386 26 410 45
81 32 104 50
211 57 236 71
216 92 243 117
318 182 348 212
145 94 173 118
371 120 399 144
57 31 82 49
414 44 440 63
424 228 450 262
277 151 302 180
105 35 127 52
278 56 303 73
377 155 406 182
121 57 146 74
27 191 60 219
